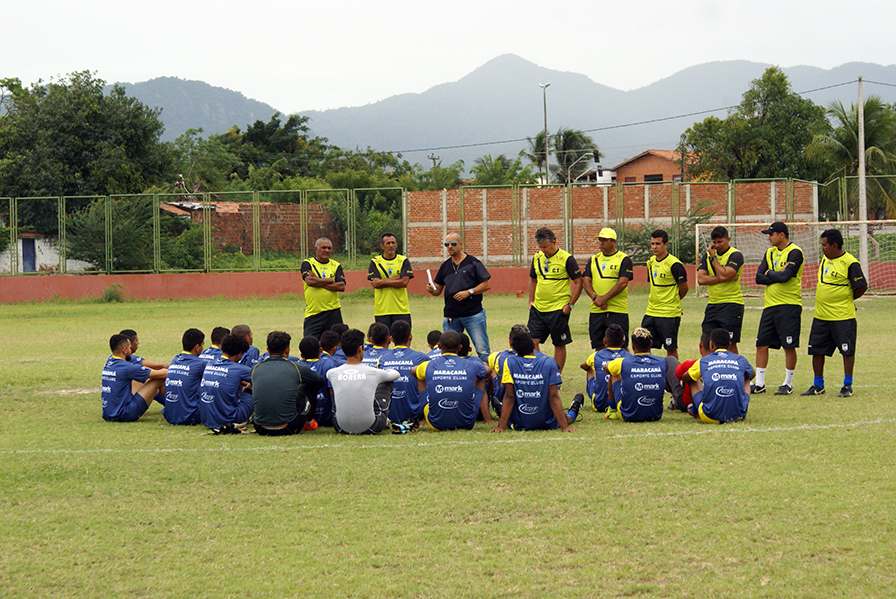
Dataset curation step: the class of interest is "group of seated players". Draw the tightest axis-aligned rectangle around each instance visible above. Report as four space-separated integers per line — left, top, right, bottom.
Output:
100 319 755 435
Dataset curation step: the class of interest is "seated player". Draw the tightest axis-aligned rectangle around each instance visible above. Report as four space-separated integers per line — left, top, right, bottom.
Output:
580 324 631 414
252 331 326 436
232 324 261 368
327 329 400 435
602 327 667 422
361 322 394 367
682 328 754 423
673 331 712 410
199 334 254 433
199 326 230 364
380 320 429 426
413 330 493 431
487 324 538 416
490 331 575 433
299 335 338 427
101 333 167 422
426 330 442 358
329 323 349 366
162 328 207 425
119 329 167 370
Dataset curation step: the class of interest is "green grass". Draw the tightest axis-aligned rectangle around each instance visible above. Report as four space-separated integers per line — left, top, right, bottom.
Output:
1 292 894 598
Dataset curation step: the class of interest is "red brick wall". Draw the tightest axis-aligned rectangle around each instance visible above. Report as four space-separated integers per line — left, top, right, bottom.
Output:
615 154 682 182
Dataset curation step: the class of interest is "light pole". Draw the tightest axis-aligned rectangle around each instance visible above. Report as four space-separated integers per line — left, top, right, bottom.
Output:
539 83 550 185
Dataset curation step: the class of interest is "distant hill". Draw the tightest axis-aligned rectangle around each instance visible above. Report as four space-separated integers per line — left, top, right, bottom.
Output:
111 77 279 142
117 57 896 170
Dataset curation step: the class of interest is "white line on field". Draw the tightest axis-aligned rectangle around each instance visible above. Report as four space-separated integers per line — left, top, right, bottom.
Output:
3 417 894 457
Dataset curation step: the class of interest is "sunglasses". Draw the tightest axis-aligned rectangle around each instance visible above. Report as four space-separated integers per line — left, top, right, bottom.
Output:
444 242 458 247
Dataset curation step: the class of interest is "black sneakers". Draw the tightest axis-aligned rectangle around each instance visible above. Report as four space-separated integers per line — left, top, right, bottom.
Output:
750 383 766 394
774 384 793 396
567 393 584 421
800 385 825 396
837 385 854 398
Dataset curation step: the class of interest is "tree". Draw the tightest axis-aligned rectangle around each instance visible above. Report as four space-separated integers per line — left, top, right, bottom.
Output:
401 160 465 191
523 131 548 179
683 67 828 182
550 128 597 184
470 154 537 186
805 96 896 218
0 71 174 233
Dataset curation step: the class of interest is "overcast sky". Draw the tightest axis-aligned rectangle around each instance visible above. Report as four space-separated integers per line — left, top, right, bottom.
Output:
7 0 896 113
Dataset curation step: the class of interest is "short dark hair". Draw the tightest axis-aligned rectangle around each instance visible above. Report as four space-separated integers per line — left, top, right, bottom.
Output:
182 328 205 352
119 329 137 341
341 329 366 358
110 334 130 353
231 324 251 339
381 232 396 242
710 328 731 350
439 330 462 353
319 330 340 353
630 327 653 352
535 227 556 244
457 333 471 357
330 323 349 339
368 322 390 346
221 334 249 357
710 226 729 240
427 330 442 347
651 229 668 244
508 324 530 339
266 331 292 356
299 336 320 360
211 327 230 345
700 331 712 350
391 320 411 346
821 228 843 250
604 324 626 348
510 331 535 356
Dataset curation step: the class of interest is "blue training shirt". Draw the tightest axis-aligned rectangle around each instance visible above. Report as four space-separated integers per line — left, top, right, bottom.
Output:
198 356 253 429
587 347 631 411
381 346 429 423
301 353 338 427
163 352 207 425
689 350 753 423
101 355 151 421
416 353 486 430
608 353 667 422
502 353 563 430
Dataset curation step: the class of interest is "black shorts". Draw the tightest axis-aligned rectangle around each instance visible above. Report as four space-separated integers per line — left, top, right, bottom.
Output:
527 306 573 346
375 314 412 332
589 312 629 349
304 308 344 340
702 303 745 343
640 315 681 350
755 304 801 349
808 318 856 357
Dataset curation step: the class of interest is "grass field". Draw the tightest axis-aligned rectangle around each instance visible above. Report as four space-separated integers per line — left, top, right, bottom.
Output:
1 291 894 598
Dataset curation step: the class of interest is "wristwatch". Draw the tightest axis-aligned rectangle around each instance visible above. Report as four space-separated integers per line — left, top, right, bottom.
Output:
468 288 475 296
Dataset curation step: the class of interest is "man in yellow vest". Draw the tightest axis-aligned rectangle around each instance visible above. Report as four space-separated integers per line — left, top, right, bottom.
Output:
527 227 583 372
697 226 745 354
368 232 414 331
301 237 346 340
801 228 867 397
753 222 804 395
642 229 689 360
583 227 633 351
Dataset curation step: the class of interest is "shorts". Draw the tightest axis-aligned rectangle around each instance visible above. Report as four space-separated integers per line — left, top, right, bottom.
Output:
304 308 344 340
807 318 857 357
586 373 611 412
374 314 412 331
640 315 681 350
756 304 801 349
702 303 745 343
105 393 150 422
688 392 720 424
588 312 629 349
527 307 573 347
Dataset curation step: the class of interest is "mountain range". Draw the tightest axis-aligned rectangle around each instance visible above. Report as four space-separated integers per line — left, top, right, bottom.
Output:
116 55 896 171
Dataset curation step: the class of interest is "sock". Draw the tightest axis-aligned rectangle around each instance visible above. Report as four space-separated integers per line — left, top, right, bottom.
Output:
844 375 853 386
814 376 825 389
566 408 578 420
784 369 795 387
755 368 767 386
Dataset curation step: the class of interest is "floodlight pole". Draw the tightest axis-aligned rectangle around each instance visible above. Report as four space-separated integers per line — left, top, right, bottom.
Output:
539 83 551 185
857 77 869 283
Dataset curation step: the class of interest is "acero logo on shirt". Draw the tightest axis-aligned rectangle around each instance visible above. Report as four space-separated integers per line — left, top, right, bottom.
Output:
518 404 539 415
438 398 460 409
637 396 657 406
716 387 735 398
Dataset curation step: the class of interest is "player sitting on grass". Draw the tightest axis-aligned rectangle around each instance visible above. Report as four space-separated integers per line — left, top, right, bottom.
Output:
579 324 631 414
231 324 261 368
490 330 575 433
119 329 167 370
602 327 667 422
101 333 168 423
361 322 393 367
673 331 712 411
327 329 399 435
426 330 442 358
199 334 253 434
252 331 326 436
414 330 493 430
162 328 207 426
487 324 539 417
199 327 229 364
380 319 429 427
682 328 754 423
299 335 338 427
329 323 349 366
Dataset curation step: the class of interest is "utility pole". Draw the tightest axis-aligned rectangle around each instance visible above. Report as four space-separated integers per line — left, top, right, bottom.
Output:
858 76 869 283
539 83 551 185
428 153 439 169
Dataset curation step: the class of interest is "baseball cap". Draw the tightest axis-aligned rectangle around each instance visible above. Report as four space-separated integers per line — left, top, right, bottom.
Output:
595 227 617 240
760 222 788 236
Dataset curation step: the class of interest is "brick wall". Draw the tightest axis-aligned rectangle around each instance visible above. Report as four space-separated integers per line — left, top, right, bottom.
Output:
615 154 682 182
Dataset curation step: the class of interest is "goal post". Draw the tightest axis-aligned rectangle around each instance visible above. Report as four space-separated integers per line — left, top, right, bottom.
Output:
695 220 896 296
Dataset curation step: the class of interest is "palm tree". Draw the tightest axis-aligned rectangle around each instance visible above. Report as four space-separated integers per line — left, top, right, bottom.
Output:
523 131 548 180
551 128 598 184
806 96 896 218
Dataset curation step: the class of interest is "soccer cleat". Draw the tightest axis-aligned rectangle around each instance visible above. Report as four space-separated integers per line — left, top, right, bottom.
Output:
567 393 584 421
800 385 825 396
605 408 621 420
837 385 854 398
750 383 766 394
489 395 503 417
774 384 793 396
303 419 319 431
